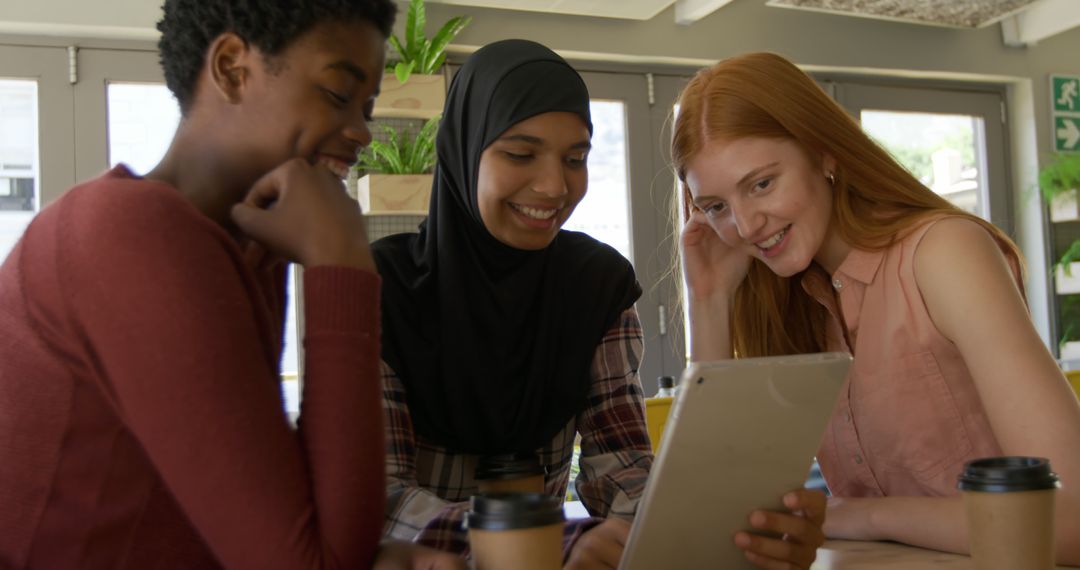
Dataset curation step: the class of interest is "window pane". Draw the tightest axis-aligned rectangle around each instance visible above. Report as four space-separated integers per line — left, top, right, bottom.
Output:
107 83 181 175
861 110 986 218
282 266 301 423
563 100 632 261
282 267 300 376
0 79 39 264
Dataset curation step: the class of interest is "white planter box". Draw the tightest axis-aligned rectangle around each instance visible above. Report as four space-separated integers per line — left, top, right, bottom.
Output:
1055 262 1080 294
373 74 445 119
356 174 433 215
1060 341 1080 361
1050 188 1080 222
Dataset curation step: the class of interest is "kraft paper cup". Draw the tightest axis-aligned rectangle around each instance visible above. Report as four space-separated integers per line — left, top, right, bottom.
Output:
466 493 564 570
957 456 1060 570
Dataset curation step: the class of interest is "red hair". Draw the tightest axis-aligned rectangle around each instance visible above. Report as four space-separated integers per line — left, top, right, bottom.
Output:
671 52 1021 357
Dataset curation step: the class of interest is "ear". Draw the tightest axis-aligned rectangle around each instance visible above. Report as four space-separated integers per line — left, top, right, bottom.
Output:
206 32 252 104
822 152 838 179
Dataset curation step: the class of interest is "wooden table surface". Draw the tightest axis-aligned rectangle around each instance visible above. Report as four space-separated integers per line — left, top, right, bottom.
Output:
814 540 1076 569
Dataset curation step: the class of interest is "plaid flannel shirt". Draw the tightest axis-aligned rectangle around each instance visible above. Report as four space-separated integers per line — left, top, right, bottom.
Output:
381 307 653 558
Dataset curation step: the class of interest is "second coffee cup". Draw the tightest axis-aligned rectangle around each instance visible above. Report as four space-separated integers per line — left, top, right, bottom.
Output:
957 456 1060 570
466 492 565 570
474 452 546 494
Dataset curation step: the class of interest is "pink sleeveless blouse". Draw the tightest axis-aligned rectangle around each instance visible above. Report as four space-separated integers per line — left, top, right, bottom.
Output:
807 216 1020 497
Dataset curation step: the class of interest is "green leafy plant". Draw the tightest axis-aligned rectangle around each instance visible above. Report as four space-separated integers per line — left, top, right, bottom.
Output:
1058 239 1080 277
1061 295 1080 349
1039 153 1080 203
388 0 471 84
1046 156 1080 351
356 116 440 175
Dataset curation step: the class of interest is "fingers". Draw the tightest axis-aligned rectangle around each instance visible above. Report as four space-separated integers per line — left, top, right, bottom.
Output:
749 510 824 546
735 530 819 570
586 526 627 566
565 519 631 569
230 167 286 233
598 517 632 544
371 541 467 570
733 491 828 570
243 171 284 208
229 201 271 237
784 490 827 527
230 158 371 267
681 217 715 248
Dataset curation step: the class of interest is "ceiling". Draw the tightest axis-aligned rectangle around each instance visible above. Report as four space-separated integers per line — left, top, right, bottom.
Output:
426 0 1080 45
425 0 679 21
765 0 1037 28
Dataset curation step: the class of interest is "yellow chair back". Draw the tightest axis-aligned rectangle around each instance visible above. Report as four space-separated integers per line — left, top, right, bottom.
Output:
644 397 674 453
1066 370 1080 399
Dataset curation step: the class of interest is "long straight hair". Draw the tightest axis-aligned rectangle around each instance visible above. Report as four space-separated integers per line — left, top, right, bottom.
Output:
671 52 1022 357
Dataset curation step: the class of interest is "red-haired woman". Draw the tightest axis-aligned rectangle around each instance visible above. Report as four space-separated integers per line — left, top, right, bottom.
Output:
674 51 1080 564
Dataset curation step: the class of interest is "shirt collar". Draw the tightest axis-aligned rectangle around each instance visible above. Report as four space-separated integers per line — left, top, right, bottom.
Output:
834 247 884 285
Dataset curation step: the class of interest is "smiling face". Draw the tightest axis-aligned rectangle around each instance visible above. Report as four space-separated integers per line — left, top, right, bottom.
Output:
236 19 386 180
684 136 849 276
476 111 591 250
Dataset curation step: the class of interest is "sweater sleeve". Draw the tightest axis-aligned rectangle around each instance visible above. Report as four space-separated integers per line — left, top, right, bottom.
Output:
52 184 384 569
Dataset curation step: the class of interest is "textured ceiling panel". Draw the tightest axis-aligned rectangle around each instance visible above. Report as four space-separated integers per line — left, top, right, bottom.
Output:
425 0 675 20
766 0 1039 28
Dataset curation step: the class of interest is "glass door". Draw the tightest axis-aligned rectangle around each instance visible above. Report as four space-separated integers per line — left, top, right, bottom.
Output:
831 81 1011 234
575 70 681 393
649 74 693 382
0 44 74 264
74 48 179 180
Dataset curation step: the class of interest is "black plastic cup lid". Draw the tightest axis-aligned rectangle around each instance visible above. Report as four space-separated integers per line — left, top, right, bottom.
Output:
465 493 565 531
957 456 1061 493
475 452 545 481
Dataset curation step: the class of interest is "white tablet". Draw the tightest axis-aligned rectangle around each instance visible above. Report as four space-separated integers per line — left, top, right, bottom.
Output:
619 352 851 570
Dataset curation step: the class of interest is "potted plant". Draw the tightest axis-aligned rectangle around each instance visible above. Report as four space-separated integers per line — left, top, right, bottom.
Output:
1059 296 1080 360
1040 153 1080 222
375 0 470 119
1055 239 1080 294
353 116 439 215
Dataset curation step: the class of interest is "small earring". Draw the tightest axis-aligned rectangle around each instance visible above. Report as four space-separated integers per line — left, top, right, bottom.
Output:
826 172 836 186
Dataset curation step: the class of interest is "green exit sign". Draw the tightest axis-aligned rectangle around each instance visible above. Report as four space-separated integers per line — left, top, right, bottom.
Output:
1056 116 1080 152
1053 75 1080 113
1052 75 1080 152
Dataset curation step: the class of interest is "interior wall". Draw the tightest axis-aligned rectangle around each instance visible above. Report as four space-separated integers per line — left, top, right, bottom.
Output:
0 0 159 39
425 0 1076 158
3 0 1073 158
2 0 1075 154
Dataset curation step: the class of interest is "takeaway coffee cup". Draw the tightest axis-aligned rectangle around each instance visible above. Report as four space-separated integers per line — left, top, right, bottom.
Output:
474 452 546 495
957 456 1060 570
466 493 565 570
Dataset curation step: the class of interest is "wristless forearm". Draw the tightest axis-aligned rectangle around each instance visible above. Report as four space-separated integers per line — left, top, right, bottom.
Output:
687 294 733 362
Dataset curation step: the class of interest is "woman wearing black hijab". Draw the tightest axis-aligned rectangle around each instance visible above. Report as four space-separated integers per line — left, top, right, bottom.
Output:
375 39 650 565
374 40 826 569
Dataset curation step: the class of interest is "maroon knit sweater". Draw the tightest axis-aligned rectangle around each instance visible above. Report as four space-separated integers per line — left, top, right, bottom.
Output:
0 166 384 569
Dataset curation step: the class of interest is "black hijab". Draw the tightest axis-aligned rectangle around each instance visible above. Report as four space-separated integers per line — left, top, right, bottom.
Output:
372 39 641 455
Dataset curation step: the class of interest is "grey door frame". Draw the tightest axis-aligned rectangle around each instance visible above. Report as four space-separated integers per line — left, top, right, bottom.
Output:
72 47 165 181
0 43 76 207
827 79 1013 235
576 70 676 393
